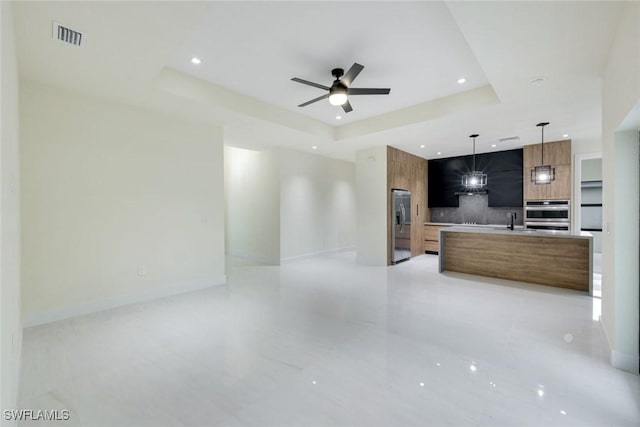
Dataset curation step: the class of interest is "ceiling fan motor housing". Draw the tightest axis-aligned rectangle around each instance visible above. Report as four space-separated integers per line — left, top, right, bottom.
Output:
331 68 344 79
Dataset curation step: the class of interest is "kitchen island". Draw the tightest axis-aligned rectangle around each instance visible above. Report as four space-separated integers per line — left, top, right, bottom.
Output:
439 226 593 294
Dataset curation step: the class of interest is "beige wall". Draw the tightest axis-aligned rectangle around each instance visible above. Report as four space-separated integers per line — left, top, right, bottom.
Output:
601 1 640 373
279 149 356 261
224 146 280 264
20 81 226 326
1 1 23 420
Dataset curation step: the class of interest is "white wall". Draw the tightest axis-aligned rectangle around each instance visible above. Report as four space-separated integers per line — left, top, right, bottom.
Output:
611 129 639 371
224 147 356 264
582 158 602 181
1 1 22 421
20 81 226 326
601 0 640 373
279 149 356 261
224 146 280 264
355 146 388 266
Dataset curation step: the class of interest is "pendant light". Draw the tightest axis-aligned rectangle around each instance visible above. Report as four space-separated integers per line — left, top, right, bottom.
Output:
531 122 555 184
462 134 487 189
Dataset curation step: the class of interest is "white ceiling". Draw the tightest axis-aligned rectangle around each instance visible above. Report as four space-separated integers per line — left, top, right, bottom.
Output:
167 1 489 125
12 1 624 162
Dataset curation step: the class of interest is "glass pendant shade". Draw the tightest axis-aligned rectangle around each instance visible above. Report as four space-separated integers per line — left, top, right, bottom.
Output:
531 122 555 185
462 134 487 189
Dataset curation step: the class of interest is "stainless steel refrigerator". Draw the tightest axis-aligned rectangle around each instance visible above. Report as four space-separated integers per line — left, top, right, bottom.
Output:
391 189 412 264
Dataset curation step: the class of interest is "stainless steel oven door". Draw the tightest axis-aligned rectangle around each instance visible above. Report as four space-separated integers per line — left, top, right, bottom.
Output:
525 222 570 231
525 201 570 221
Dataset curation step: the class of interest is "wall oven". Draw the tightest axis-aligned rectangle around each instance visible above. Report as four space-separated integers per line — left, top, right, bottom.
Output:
525 200 570 231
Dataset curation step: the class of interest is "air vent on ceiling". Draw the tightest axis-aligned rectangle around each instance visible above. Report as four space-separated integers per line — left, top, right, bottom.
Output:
53 22 84 47
498 136 520 144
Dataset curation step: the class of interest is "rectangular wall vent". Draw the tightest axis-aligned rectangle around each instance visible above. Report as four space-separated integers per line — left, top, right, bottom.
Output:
498 136 520 144
53 22 84 47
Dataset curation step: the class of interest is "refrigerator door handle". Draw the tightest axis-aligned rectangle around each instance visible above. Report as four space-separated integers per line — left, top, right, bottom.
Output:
400 203 405 233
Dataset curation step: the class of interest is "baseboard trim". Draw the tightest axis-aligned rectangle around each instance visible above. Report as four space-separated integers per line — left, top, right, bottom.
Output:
280 246 356 264
612 350 640 374
598 316 613 359
226 250 280 265
599 317 639 374
23 275 226 328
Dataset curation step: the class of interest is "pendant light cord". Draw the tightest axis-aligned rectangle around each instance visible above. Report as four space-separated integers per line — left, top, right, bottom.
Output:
541 125 544 164
536 122 549 165
469 134 479 172
473 137 476 171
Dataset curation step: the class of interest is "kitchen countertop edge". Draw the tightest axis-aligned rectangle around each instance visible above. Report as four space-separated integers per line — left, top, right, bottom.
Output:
424 222 525 229
442 226 593 240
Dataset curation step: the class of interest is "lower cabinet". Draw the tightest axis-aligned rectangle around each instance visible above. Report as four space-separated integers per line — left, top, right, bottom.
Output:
424 224 450 254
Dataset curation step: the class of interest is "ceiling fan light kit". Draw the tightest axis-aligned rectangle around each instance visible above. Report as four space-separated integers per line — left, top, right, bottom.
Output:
531 122 555 185
291 63 390 113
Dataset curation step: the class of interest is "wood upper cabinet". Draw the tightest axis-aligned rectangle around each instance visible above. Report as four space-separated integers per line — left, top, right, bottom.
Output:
524 140 571 166
547 164 571 200
523 140 572 200
545 140 571 165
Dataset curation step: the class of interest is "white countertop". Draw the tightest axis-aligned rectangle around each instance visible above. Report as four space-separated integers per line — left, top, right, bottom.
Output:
442 225 593 240
425 222 525 229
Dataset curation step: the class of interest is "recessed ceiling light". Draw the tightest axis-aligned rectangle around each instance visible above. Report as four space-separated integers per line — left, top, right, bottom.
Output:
529 77 545 86
312 146 317 150
336 115 342 120
191 57 201 65
491 144 497 148
457 78 466 84
437 151 442 155
562 134 569 138
420 144 425 148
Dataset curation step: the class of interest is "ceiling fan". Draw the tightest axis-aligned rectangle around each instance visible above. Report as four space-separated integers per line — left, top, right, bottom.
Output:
291 63 391 113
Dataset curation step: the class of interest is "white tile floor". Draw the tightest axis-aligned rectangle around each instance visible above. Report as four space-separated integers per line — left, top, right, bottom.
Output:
18 253 640 427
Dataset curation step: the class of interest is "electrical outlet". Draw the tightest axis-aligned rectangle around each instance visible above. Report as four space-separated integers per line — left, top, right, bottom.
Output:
138 265 146 276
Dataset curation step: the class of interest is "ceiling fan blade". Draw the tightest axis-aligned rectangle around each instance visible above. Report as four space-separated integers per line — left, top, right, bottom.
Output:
298 93 329 107
342 100 353 113
341 63 364 87
348 88 391 95
291 77 330 91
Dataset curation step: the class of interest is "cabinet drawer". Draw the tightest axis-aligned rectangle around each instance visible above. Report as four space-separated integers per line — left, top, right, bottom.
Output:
425 225 448 241
425 240 440 253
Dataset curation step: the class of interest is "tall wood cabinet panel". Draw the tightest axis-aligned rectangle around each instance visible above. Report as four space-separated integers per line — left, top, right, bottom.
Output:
547 164 571 200
387 146 428 264
523 140 572 201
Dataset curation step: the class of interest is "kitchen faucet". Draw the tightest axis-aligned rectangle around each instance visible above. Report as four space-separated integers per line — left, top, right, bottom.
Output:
508 212 517 230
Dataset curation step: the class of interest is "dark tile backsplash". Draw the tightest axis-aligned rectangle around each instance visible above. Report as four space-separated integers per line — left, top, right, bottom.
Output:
430 195 523 225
